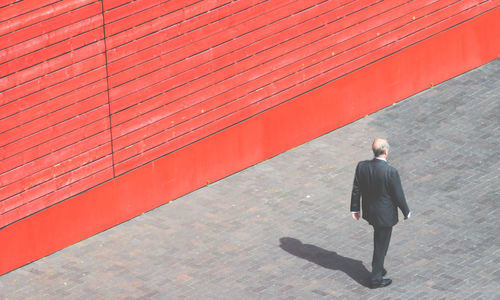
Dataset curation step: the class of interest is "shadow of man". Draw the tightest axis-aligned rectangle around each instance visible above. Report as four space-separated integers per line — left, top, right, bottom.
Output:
279 237 370 287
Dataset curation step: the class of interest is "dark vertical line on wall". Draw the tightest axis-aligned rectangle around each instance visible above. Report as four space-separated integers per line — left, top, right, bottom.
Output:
99 0 116 178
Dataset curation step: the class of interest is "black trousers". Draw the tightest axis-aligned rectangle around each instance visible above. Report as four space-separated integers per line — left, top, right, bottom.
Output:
371 226 393 284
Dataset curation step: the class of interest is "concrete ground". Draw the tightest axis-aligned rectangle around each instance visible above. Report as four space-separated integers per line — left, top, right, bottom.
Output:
1 58 499 299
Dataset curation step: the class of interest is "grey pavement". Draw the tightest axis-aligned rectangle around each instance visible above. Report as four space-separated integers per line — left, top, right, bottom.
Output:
1 58 499 299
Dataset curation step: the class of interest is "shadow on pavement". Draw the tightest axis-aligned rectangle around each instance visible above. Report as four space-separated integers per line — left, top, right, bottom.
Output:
279 237 370 287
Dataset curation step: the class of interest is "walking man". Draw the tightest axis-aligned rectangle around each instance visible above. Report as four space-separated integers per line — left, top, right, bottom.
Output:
350 138 410 289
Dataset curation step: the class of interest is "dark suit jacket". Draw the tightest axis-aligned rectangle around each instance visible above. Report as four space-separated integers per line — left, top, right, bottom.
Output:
350 158 410 227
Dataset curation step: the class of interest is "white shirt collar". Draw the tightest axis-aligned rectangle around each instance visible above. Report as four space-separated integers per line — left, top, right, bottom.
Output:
375 157 386 161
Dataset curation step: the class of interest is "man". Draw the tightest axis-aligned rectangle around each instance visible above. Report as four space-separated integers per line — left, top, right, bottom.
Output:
350 138 410 289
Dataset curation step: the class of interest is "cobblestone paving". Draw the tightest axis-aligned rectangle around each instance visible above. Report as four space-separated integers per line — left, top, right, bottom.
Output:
1 59 499 299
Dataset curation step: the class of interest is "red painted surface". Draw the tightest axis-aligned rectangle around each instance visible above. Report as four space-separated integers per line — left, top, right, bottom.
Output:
0 0 113 227
0 1 499 275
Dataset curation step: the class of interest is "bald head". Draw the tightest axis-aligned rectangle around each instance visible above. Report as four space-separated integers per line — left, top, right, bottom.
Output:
372 138 390 157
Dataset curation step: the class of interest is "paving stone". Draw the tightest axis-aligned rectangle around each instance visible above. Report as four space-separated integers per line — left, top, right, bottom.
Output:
0 59 499 299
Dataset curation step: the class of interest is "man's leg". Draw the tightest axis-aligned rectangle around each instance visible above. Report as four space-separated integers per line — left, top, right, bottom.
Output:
371 226 393 285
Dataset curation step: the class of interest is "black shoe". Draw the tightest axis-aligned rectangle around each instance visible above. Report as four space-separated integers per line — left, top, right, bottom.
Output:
382 269 387 277
371 278 392 289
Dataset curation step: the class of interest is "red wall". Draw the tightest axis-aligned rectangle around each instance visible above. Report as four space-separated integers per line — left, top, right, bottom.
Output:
1 1 499 275
1 0 114 227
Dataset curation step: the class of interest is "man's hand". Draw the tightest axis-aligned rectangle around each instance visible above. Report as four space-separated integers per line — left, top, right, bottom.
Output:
352 212 360 220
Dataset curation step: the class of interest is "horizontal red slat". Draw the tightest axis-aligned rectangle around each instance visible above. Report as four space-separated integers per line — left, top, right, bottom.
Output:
104 0 227 48
107 0 319 101
106 0 266 74
1 14 103 64
0 117 110 181
104 0 199 37
0 143 112 203
104 0 168 24
0 130 111 186
0 101 109 161
0 0 60 22
0 40 105 91
0 69 107 135
107 0 322 88
0 1 102 50
106 0 265 65
0 54 106 108
2 87 105 157
1 27 104 77
105 0 275 53
0 166 113 228
0 1 19 9
1 154 112 213
102 0 134 11
384 0 499 50
0 0 96 37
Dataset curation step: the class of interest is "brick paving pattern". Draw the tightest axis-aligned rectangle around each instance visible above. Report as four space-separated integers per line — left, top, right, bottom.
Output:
1 58 499 299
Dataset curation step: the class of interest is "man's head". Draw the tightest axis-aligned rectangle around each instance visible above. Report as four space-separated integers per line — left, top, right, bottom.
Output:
372 138 389 157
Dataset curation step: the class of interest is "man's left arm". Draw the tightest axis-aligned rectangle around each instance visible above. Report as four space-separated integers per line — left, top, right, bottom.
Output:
350 164 361 220
390 169 410 219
